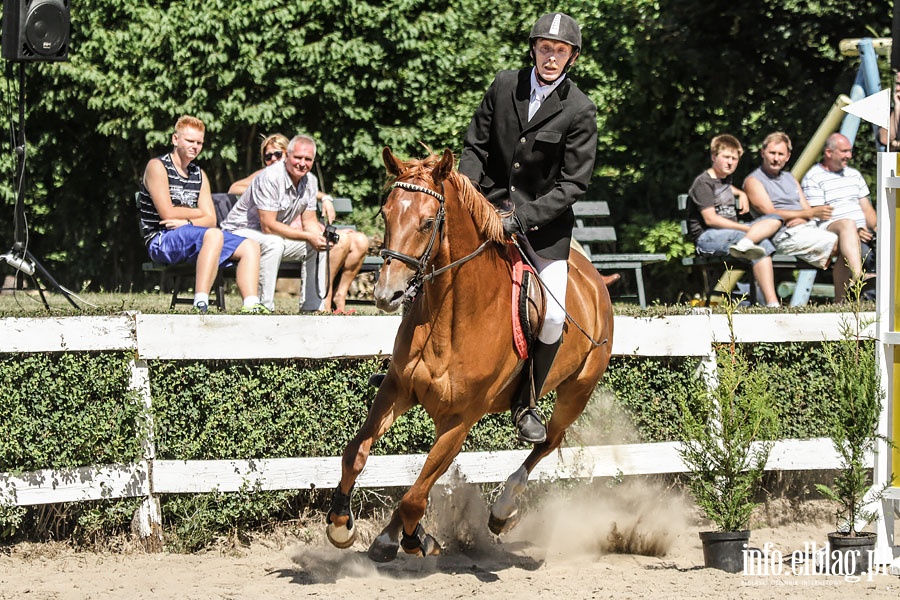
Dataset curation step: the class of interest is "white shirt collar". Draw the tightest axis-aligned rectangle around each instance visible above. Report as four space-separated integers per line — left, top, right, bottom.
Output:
529 68 565 101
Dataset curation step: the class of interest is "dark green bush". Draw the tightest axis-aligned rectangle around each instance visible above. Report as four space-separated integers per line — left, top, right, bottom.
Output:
0 352 142 472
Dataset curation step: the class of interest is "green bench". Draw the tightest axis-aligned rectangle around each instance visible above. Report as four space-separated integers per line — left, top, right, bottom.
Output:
572 200 667 308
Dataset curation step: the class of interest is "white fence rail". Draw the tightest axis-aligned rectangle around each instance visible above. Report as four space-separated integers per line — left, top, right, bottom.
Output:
0 311 870 510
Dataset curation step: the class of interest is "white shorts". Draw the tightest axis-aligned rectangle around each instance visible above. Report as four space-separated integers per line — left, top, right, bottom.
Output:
772 222 837 269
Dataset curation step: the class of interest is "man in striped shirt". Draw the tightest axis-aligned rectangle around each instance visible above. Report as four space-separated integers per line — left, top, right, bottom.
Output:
800 133 876 303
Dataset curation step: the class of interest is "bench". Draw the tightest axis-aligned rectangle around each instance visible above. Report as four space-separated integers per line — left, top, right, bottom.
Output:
572 200 667 308
141 193 382 311
677 193 821 306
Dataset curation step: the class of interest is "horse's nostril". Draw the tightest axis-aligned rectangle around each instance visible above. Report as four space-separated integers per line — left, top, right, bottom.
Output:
390 290 404 303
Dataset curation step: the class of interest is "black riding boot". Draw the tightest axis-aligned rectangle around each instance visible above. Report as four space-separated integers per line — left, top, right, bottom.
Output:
512 339 560 444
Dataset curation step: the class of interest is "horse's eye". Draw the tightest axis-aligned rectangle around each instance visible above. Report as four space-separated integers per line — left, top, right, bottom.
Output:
422 219 434 232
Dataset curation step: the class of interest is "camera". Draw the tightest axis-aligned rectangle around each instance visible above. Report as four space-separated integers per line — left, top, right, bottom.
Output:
323 224 340 245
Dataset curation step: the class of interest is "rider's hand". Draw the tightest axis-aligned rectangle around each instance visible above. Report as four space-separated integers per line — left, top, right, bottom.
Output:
501 213 524 237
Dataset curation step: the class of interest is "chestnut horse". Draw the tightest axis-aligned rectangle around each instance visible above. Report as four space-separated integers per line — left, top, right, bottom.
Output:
325 147 614 562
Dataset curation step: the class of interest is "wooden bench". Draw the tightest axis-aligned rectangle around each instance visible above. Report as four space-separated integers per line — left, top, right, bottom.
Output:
141 193 382 311
677 193 821 305
572 200 667 309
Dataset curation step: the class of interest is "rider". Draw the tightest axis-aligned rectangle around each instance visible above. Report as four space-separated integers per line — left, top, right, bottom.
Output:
458 13 598 444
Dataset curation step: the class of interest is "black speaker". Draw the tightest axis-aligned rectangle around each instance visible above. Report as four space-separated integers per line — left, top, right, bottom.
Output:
1 0 69 62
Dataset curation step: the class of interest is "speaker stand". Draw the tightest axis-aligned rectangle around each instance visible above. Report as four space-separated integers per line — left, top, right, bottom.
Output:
0 61 79 310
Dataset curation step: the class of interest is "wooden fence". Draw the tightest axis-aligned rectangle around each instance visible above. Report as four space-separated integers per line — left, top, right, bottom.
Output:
0 311 875 547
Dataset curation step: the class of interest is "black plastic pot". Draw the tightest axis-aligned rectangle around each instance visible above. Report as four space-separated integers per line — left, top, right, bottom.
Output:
827 532 877 576
699 530 750 573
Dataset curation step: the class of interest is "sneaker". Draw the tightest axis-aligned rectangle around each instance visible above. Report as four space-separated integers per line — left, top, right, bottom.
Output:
192 301 209 314
728 242 766 261
241 303 272 314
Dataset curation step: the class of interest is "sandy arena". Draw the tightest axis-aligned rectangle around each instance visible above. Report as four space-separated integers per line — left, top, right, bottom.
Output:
1 478 899 599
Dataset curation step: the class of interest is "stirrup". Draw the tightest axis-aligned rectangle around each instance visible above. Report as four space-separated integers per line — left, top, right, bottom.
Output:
512 405 547 444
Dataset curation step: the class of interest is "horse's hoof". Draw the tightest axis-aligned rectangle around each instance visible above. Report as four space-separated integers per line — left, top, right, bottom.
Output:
326 521 357 549
402 533 442 557
399 523 442 557
368 373 386 388
421 534 442 556
368 533 400 562
488 509 519 536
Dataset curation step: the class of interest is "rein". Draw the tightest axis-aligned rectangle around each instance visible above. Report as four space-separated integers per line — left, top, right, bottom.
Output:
381 180 491 303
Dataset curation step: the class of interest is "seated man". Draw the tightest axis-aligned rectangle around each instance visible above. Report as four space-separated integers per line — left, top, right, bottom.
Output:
137 115 264 314
800 133 876 303
220 133 333 312
229 133 371 313
686 134 783 307
744 131 838 271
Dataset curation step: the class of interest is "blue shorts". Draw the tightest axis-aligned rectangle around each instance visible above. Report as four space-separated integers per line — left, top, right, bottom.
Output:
695 216 778 265
147 225 247 266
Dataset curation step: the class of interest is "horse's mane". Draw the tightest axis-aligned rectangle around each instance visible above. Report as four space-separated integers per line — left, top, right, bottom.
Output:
385 153 505 244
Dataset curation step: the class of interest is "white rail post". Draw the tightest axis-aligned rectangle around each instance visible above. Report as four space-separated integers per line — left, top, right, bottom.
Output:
129 355 163 552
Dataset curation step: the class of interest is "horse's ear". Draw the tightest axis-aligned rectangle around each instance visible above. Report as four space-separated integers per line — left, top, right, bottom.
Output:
383 147 403 176
432 148 455 184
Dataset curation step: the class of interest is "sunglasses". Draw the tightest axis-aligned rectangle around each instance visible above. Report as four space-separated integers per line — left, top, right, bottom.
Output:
264 150 284 162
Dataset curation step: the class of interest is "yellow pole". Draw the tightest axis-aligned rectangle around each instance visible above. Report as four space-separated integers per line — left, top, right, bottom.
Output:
791 94 852 181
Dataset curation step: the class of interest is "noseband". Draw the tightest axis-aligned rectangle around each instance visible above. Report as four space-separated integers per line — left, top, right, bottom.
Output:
381 180 490 303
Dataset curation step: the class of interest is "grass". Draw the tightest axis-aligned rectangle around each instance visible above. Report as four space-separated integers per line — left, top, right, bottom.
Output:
0 284 871 319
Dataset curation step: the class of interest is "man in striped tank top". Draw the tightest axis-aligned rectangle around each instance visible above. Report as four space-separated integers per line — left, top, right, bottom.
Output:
138 115 266 313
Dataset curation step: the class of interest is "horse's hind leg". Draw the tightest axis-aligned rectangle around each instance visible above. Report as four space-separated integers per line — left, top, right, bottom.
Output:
326 379 413 549
489 374 600 535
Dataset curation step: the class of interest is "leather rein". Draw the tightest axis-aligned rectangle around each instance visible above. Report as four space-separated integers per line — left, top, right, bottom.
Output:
380 181 491 304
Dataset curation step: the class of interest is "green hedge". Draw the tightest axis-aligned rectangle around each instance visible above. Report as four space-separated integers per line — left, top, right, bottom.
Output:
0 344 843 470
0 352 143 472
0 342 851 546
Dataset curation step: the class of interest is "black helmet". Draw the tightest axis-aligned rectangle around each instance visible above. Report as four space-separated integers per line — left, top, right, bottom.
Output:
529 13 581 52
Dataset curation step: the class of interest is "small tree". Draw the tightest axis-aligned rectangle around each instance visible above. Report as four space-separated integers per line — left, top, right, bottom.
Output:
678 296 779 531
815 280 888 536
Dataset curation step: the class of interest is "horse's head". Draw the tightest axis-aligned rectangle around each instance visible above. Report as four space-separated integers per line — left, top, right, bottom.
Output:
374 147 454 312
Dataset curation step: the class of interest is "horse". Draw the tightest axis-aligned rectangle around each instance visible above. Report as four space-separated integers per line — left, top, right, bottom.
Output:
325 147 614 562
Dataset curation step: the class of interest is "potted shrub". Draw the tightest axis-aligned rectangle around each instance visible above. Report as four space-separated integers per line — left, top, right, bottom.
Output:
814 281 888 576
678 295 779 572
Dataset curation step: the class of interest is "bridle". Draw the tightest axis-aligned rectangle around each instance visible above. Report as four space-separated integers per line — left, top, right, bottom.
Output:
380 180 491 304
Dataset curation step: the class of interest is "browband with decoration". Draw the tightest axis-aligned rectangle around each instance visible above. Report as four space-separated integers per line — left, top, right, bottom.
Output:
391 181 445 202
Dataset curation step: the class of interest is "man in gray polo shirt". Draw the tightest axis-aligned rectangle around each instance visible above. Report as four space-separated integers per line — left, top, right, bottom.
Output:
221 134 328 312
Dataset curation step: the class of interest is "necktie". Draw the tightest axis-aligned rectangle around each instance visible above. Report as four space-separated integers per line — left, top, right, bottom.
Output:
528 90 542 121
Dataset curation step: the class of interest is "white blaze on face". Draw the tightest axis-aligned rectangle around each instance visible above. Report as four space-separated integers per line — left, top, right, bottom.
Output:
399 198 413 211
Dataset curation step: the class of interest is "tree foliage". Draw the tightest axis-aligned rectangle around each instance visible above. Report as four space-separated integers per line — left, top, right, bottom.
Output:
0 0 890 294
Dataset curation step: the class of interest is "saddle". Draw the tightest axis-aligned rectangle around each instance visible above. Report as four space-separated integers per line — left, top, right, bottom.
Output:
508 243 545 359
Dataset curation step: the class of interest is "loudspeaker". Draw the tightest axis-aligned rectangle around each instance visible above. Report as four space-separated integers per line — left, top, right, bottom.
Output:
1 0 69 62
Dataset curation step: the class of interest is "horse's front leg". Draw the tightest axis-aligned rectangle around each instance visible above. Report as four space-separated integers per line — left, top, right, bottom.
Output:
326 378 413 549
368 419 470 562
